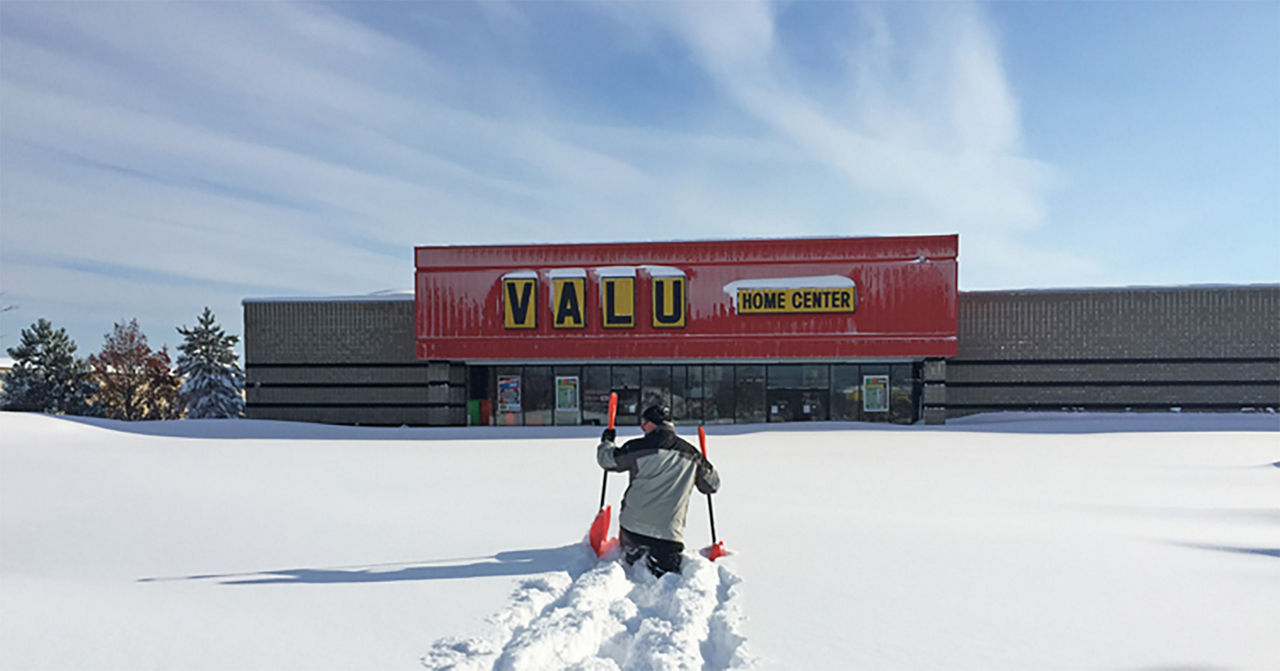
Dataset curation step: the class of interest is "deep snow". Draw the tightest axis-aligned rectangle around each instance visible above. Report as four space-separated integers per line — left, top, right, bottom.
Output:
1 411 1277 670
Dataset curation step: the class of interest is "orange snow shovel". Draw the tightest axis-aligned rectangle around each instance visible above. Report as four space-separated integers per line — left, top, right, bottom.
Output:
698 425 728 561
588 392 618 557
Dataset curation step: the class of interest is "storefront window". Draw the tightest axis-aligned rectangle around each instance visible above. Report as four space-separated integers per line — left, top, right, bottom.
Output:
703 365 734 424
681 365 704 424
686 365 704 398
612 366 638 389
859 365 891 423
611 365 640 424
581 366 611 426
523 366 553 426
495 366 523 426
769 388 829 421
641 365 672 413
735 365 766 423
890 363 917 424
767 364 830 421
554 365 581 426
802 364 830 389
801 390 827 421
484 360 916 426
768 365 803 389
830 364 861 421
670 366 687 421
768 364 830 389
469 366 491 402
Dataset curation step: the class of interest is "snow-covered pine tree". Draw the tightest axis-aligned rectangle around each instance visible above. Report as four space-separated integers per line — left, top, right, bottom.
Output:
175 307 244 419
1 318 96 414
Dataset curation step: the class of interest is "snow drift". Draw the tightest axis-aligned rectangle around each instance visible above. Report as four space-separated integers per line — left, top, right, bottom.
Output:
2 411 1277 670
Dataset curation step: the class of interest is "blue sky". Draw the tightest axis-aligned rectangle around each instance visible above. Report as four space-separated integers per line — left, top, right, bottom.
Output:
1 1 1277 356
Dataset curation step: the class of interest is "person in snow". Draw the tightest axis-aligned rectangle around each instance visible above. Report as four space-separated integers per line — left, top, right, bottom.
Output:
598 404 720 576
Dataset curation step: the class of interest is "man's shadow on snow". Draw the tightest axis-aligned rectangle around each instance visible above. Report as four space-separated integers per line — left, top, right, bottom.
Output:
140 544 588 586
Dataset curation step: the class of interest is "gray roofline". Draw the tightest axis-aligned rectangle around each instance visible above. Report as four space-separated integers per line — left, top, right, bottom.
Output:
242 291 413 305
960 283 1279 295
241 283 1279 305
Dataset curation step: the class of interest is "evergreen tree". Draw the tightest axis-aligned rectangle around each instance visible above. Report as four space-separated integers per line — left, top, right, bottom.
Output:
175 307 244 419
1 318 96 414
89 319 180 421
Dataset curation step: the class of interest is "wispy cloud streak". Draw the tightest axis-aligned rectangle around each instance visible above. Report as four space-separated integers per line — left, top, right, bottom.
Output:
625 1 1091 284
1 0 1092 352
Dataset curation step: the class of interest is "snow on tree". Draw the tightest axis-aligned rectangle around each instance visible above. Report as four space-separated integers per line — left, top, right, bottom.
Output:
89 319 181 421
0 318 96 414
175 307 244 419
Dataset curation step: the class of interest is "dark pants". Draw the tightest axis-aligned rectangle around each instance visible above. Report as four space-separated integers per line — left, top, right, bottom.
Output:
619 526 684 577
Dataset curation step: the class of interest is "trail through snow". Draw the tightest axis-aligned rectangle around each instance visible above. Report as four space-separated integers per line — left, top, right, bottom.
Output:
422 543 751 671
4 412 1276 670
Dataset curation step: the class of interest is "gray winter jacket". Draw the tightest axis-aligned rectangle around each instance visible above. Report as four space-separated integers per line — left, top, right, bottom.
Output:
597 423 720 543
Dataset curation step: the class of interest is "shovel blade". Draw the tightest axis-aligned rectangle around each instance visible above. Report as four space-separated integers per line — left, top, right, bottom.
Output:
588 505 612 557
702 540 727 561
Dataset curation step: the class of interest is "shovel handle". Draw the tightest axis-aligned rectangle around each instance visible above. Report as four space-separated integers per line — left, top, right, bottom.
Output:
698 425 718 544
599 392 619 510
598 470 608 511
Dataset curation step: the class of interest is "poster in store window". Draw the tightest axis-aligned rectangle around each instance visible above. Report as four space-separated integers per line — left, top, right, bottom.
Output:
863 375 889 412
498 375 522 413
555 376 580 411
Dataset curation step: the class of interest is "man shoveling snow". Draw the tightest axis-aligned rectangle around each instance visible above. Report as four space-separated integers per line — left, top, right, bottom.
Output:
597 404 720 577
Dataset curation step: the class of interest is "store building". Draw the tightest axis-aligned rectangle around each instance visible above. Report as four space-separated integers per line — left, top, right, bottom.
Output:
242 236 1279 426
413 235 957 426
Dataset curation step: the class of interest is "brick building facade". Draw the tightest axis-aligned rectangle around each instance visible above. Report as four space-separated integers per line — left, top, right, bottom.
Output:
243 296 468 426
942 285 1280 417
243 284 1279 426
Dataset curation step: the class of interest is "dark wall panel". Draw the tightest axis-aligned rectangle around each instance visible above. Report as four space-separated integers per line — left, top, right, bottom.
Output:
242 298 466 426
949 286 1280 417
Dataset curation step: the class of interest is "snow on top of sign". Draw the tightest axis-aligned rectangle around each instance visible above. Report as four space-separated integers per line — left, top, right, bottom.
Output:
725 275 855 290
592 265 685 278
641 265 686 278
504 267 686 280
723 275 855 310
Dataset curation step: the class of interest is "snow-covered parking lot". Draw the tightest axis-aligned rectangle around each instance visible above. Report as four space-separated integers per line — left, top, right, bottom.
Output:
2 411 1277 670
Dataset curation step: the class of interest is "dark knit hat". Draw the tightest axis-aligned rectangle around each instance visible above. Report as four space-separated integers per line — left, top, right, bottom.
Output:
641 404 671 425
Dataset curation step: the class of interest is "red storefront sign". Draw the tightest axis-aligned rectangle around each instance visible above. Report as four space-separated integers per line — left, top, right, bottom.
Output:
414 235 958 361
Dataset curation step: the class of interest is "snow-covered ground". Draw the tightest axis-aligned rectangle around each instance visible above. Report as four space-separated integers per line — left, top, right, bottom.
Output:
2 411 1277 670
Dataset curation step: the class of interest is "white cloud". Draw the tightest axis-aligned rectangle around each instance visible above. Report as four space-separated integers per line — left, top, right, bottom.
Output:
627 0 1093 285
1 0 1112 353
